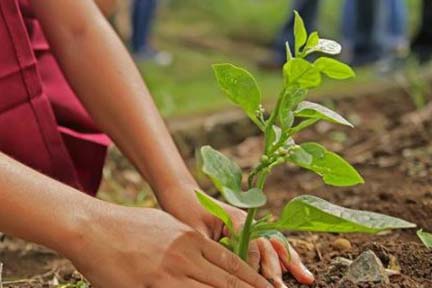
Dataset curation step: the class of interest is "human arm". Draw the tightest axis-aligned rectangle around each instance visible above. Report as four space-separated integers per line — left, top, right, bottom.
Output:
31 1 314 285
0 152 272 288
31 0 208 233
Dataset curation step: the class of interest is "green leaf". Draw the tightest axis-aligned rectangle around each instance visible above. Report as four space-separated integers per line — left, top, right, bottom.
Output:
278 87 307 129
417 230 432 248
196 190 234 235
314 57 355 80
213 64 262 126
283 58 321 89
289 143 364 186
277 195 417 233
308 38 342 55
222 187 267 208
288 145 313 166
200 145 242 193
304 32 319 51
293 11 307 55
199 146 267 208
295 101 353 127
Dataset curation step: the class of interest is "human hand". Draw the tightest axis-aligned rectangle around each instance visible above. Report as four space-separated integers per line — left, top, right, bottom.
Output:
66 204 272 288
194 201 315 287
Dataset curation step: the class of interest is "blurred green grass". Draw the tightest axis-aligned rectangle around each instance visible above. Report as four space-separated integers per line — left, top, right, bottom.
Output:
137 0 422 118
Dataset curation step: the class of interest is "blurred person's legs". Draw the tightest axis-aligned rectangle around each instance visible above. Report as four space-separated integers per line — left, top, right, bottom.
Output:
131 0 157 55
131 0 172 65
385 0 408 53
411 0 432 63
342 0 385 66
260 0 320 69
378 0 408 73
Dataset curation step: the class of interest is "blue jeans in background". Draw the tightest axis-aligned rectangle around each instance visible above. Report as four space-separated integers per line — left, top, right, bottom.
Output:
274 0 320 64
131 0 157 54
342 0 407 65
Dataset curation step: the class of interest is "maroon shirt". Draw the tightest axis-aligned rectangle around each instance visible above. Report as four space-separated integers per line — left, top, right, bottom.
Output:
0 0 110 195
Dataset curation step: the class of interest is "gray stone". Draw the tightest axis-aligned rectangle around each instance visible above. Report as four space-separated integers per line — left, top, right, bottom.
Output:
342 250 390 285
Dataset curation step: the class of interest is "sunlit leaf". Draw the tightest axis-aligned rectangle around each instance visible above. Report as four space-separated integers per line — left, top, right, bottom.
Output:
304 32 319 51
293 11 307 55
213 64 262 126
288 142 364 186
417 229 432 248
314 57 355 80
295 101 353 127
284 58 321 89
309 39 342 55
277 195 416 233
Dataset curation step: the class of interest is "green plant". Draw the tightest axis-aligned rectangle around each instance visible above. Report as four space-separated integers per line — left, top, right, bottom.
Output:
195 12 416 263
417 230 432 248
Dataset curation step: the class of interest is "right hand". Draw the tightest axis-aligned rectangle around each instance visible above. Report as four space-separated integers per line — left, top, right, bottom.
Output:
66 205 272 288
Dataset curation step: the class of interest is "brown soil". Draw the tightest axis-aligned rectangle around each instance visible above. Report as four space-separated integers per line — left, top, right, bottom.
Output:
1 89 432 287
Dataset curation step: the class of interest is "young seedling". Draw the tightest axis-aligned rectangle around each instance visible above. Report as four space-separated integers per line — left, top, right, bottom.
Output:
195 12 416 265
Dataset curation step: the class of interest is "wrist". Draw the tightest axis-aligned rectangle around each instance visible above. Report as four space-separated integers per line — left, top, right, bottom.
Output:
157 182 219 237
53 195 101 260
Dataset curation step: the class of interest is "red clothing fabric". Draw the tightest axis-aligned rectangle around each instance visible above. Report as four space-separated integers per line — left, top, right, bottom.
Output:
0 0 110 195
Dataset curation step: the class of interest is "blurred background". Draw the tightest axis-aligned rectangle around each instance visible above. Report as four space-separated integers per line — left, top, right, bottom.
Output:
108 0 429 117
98 0 432 205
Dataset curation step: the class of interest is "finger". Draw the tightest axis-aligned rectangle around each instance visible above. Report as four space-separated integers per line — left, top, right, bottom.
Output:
188 278 214 288
257 238 287 288
202 240 272 288
269 237 314 285
192 258 256 288
247 240 261 271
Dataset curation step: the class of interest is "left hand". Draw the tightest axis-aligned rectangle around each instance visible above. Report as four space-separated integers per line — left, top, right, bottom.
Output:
188 200 315 287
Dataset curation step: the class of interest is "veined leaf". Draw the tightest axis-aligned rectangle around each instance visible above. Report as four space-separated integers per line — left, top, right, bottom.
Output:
277 195 416 233
288 142 364 186
288 145 313 166
196 190 234 235
304 32 319 51
284 58 321 89
314 57 355 80
222 187 267 208
295 101 353 127
200 145 242 193
278 87 307 129
293 11 307 55
213 64 262 126
417 230 432 248
199 146 267 208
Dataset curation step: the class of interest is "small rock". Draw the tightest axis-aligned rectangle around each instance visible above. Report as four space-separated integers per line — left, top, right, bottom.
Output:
333 238 352 251
341 250 390 285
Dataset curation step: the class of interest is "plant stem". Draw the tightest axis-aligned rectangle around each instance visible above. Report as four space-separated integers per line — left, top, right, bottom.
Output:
237 207 257 260
237 171 269 261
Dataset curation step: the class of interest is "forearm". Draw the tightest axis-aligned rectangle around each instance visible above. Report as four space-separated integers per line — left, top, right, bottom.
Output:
31 1 202 219
0 153 96 258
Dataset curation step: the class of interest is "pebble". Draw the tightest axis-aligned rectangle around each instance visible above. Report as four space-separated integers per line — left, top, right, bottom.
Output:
341 250 390 285
333 238 352 251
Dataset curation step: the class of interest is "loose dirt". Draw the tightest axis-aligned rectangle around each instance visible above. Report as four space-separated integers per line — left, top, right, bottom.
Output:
1 90 432 287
